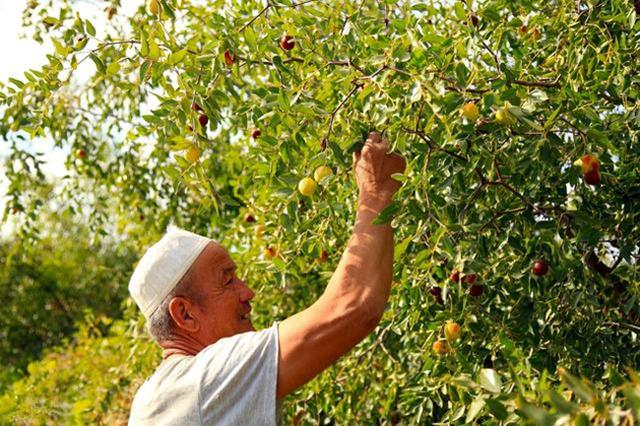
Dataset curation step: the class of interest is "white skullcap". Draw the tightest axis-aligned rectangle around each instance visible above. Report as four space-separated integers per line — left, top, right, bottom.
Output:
129 225 211 319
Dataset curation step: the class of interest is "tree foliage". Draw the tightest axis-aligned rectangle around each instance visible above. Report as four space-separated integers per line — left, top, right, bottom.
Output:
0 197 136 392
1 0 639 423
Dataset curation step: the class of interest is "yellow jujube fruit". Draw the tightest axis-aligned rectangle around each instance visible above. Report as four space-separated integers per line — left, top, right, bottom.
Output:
185 146 201 164
313 166 333 183
298 177 317 196
445 321 461 342
495 107 516 126
461 102 479 123
432 340 450 355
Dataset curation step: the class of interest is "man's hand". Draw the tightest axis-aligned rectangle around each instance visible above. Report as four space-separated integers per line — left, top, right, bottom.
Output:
352 132 406 203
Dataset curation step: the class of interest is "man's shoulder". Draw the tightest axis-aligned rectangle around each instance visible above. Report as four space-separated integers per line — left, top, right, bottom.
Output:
195 324 279 366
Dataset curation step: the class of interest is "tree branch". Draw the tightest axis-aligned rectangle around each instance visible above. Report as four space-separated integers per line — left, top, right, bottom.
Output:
403 128 468 163
321 82 364 150
512 78 560 88
238 2 272 33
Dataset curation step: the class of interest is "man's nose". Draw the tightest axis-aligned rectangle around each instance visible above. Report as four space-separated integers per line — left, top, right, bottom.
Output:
238 278 255 301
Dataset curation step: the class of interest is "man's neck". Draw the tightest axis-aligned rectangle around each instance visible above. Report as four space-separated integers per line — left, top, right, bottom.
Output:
160 333 209 359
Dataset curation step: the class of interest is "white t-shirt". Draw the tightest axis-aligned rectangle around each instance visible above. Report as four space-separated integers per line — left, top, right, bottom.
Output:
129 323 282 425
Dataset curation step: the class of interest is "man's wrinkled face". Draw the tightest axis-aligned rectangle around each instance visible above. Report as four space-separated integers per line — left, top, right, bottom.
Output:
190 243 255 343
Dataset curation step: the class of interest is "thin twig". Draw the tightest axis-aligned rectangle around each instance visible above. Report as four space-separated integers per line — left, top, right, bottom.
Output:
445 85 490 94
238 2 271 33
512 78 560 88
77 39 139 66
241 57 305 66
356 64 388 80
322 82 364 149
326 59 366 75
602 322 640 333
480 38 500 70
499 181 544 214
404 129 468 163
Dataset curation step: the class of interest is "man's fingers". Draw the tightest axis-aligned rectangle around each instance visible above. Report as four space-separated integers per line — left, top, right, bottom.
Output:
352 151 361 165
366 132 382 144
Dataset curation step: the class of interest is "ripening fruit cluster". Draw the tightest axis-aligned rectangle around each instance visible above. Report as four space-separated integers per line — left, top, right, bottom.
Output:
297 166 333 197
180 36 298 162
191 102 208 128
432 321 462 355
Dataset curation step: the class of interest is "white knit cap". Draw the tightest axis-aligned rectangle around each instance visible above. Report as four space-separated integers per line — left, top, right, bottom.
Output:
129 225 211 319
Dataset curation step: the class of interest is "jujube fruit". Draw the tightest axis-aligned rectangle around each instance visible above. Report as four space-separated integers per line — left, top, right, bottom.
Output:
432 340 450 355
280 35 295 51
445 321 461 342
532 260 549 276
298 178 317 196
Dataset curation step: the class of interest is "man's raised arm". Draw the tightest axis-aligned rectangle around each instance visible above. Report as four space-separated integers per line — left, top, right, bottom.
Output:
276 132 406 399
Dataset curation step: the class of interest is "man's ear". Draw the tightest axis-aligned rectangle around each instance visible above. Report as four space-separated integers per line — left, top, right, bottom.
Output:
168 297 200 333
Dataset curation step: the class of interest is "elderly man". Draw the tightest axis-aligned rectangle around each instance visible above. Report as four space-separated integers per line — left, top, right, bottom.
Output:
128 132 405 425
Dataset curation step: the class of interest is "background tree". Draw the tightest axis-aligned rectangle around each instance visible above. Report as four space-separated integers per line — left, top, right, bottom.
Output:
1 0 639 423
0 185 136 392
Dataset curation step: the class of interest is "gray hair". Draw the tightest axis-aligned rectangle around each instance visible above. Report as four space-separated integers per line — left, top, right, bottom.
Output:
147 267 199 343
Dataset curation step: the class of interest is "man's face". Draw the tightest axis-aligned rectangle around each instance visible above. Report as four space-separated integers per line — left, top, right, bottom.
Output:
189 243 255 344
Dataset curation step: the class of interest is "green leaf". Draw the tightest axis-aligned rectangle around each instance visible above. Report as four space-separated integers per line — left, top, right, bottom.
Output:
89 54 105 73
465 397 485 423
547 390 577 415
622 385 640 420
517 397 557 426
272 56 292 76
139 60 151 81
485 399 508 420
85 20 96 36
373 202 401 225
159 0 176 19
393 236 412 261
140 31 149 56
148 38 161 60
52 39 68 57
558 368 594 402
106 62 121 76
277 89 290 111
167 49 188 65
43 17 59 26
245 28 257 48
544 107 562 130
479 369 502 394
8 78 24 88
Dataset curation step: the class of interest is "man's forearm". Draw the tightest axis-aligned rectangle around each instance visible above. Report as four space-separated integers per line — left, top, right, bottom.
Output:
322 192 395 320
